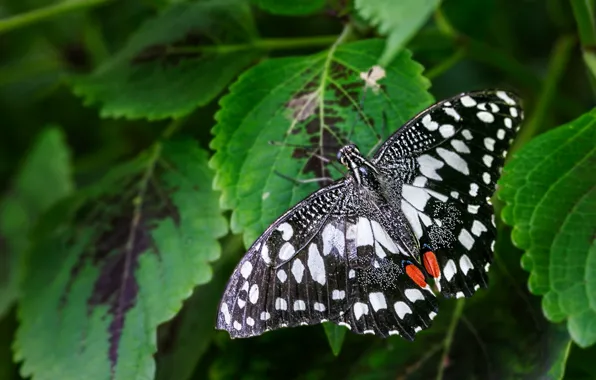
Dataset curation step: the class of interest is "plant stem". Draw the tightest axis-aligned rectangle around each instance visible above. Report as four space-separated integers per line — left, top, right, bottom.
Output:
511 35 576 154
571 0 596 94
0 0 113 35
167 35 339 56
571 0 596 46
436 298 465 380
425 48 466 80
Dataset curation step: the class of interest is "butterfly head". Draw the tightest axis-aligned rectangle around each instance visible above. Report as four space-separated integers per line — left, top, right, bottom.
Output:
337 144 378 185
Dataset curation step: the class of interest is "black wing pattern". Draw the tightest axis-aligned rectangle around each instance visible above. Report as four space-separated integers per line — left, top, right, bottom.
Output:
216 180 438 339
217 89 523 339
373 90 523 297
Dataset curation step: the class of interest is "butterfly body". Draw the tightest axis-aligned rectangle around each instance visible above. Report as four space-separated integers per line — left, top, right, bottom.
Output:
216 90 523 340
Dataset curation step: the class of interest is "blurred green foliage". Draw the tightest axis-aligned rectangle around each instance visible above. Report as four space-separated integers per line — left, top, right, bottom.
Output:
0 0 595 379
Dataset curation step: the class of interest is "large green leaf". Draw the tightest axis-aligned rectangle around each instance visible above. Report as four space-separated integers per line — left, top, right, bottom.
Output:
211 38 433 247
354 0 441 66
0 127 73 317
499 109 596 347
72 0 260 120
14 139 228 380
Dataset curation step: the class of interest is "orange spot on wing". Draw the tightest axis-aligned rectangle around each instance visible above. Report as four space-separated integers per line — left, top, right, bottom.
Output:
423 251 441 278
405 264 427 288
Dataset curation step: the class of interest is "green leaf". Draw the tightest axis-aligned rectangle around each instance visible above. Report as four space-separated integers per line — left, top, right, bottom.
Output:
211 38 432 247
0 127 73 317
322 322 347 356
155 235 243 380
499 109 596 347
72 0 260 120
354 0 441 66
14 139 228 380
254 0 326 15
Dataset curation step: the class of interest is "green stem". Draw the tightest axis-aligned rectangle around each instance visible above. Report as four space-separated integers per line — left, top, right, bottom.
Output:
571 0 596 46
436 299 465 380
0 0 113 35
167 35 339 56
425 48 466 80
511 35 576 154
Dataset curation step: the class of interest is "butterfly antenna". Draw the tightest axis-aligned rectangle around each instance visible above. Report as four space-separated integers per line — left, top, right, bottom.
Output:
273 170 334 185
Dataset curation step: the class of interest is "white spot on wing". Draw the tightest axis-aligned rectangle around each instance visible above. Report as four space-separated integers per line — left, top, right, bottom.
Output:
246 317 255 326
401 200 423 239
249 284 259 304
356 217 374 247
469 183 479 197
467 205 479 214
371 220 398 253
471 220 488 236
439 124 455 138
477 111 495 123
369 292 388 311
277 269 287 282
402 184 431 211
417 154 444 181
314 302 326 312
422 114 439 131
436 147 469 175
458 228 475 250
332 289 346 300
291 258 305 283
275 298 287 310
277 222 293 241
444 107 462 121
483 172 491 184
322 224 345 256
405 288 425 302
354 302 369 319
221 303 231 324
482 154 494 167
307 244 326 285
240 261 253 279
260 311 270 320
394 302 412 319
278 242 296 261
293 300 306 311
460 95 477 107
456 291 465 298
484 137 496 151
459 254 474 275
451 139 470 153
443 259 458 281
233 321 242 330
496 91 516 105
497 129 505 140
462 129 473 140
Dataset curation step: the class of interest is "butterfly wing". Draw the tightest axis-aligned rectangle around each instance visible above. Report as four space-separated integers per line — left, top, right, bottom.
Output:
373 90 523 297
216 180 437 339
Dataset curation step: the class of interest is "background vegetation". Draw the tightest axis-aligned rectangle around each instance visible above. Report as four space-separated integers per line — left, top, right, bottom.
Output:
0 0 595 379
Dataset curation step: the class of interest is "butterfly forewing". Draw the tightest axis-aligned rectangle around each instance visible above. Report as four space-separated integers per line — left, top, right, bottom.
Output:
217 89 523 339
373 90 522 297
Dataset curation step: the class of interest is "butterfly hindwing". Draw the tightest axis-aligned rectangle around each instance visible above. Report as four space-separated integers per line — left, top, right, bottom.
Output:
217 182 438 338
373 90 522 297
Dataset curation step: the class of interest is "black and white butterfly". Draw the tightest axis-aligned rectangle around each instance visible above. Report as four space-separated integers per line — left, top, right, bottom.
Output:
216 90 523 340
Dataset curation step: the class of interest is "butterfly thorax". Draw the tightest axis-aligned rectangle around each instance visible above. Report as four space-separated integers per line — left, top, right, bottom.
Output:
337 144 380 189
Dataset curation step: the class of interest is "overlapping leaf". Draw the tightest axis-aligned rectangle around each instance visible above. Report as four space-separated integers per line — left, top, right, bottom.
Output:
354 0 441 66
14 139 228 380
211 38 433 247
499 109 596 347
72 0 260 120
0 127 72 317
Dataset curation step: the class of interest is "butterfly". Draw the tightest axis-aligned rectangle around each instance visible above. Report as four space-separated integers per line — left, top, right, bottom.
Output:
216 90 523 340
